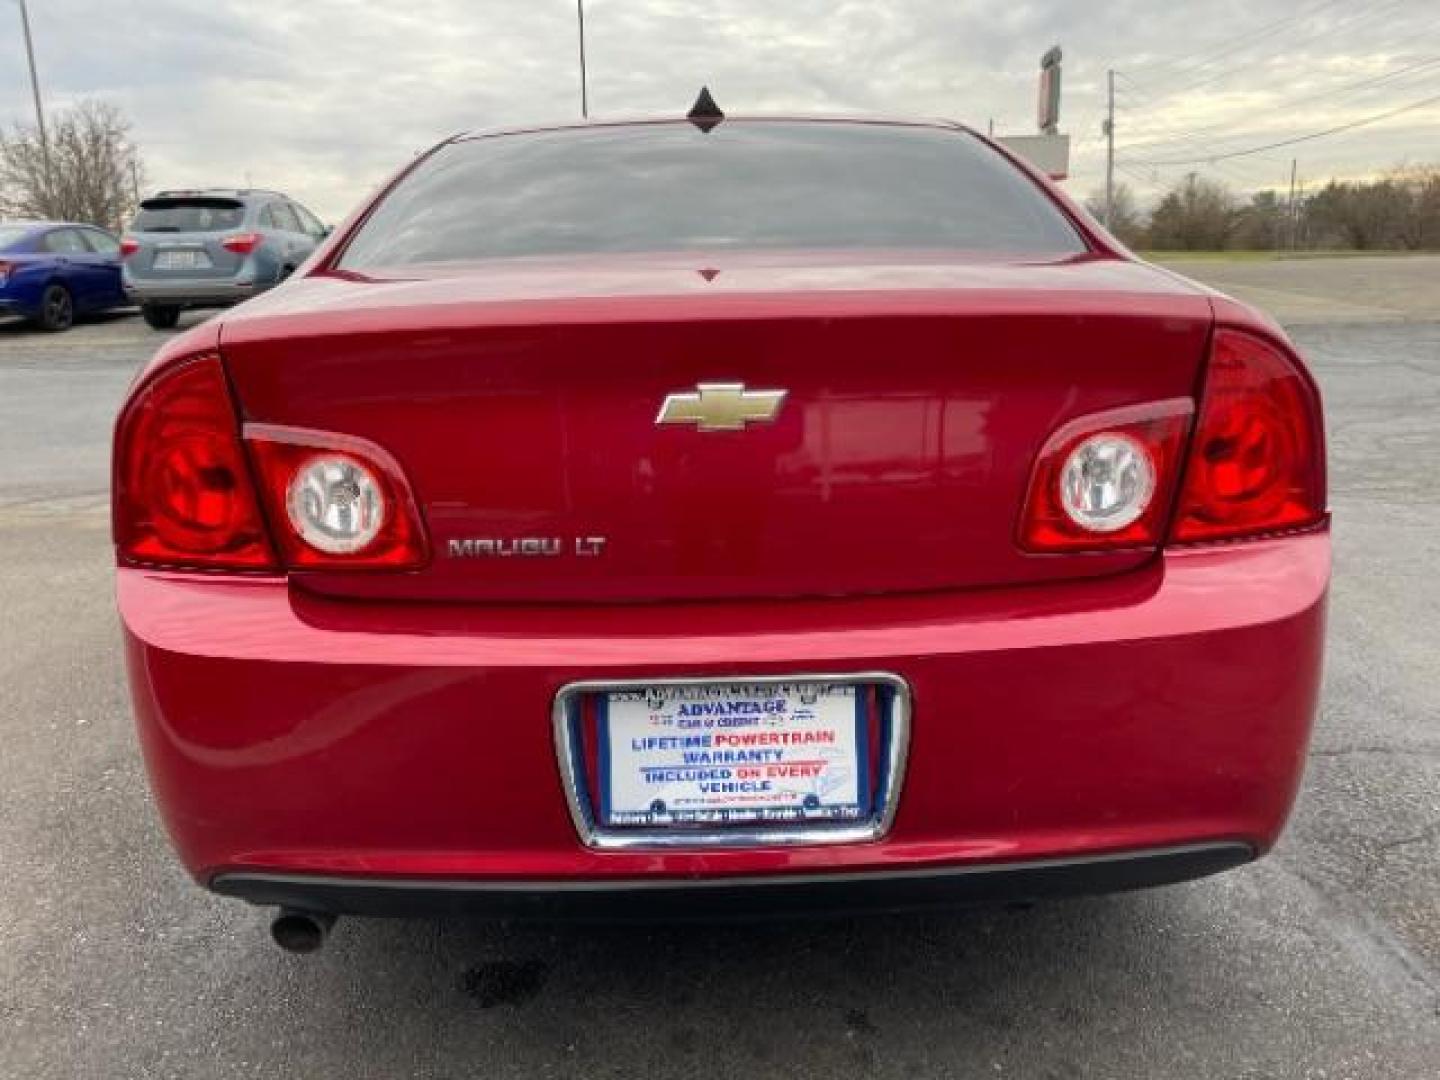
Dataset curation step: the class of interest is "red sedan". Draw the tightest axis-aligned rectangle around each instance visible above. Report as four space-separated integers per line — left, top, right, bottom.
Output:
113 113 1328 952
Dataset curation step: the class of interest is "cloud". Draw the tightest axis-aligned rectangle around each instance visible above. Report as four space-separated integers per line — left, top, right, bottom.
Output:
2 0 1437 218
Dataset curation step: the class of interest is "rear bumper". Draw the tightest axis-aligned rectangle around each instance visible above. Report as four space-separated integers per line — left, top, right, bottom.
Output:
118 530 1328 900
212 842 1255 919
123 278 265 306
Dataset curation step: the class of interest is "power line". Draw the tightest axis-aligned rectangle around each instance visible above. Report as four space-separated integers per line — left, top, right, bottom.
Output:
1115 163 1159 190
1112 81 1268 157
1118 0 1421 116
1103 100 1283 199
1118 54 1440 154
1100 0 1436 178
1128 91 1440 165
1111 76 1297 173
1147 0 1417 100
1123 0 1346 82
1091 4 1438 192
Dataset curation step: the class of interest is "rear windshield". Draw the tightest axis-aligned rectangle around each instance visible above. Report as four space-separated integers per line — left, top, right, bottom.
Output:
132 198 245 233
339 121 1086 268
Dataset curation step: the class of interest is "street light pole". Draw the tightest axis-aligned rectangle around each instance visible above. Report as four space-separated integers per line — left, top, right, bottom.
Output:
16 0 53 193
577 0 589 118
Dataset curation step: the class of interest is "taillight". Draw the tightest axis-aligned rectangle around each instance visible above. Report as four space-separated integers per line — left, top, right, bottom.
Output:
221 232 262 254
1172 329 1326 543
119 237 140 259
113 356 277 570
245 425 428 570
1020 399 1193 552
0 258 14 283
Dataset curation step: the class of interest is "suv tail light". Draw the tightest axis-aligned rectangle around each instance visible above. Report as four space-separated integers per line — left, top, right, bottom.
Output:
1172 328 1326 543
245 426 428 570
113 355 277 570
119 237 140 259
0 259 14 284
1020 399 1193 552
221 232 262 254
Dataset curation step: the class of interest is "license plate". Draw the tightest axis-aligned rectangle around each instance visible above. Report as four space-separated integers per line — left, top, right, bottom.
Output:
598 681 870 827
154 249 212 270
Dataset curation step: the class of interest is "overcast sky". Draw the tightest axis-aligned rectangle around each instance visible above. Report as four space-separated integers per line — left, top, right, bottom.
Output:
3 0 1437 221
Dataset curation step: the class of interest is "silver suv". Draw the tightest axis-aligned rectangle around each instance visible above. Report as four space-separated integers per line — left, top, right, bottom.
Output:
121 189 327 329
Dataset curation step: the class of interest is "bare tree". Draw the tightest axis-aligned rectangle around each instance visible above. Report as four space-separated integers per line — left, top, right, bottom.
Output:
1232 190 1287 251
1304 180 1409 251
0 100 144 231
1388 165 1440 251
1146 174 1237 251
1083 182 1145 248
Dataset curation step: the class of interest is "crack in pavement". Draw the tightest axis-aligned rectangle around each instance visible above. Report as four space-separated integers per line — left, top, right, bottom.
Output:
1376 821 1440 853
1309 744 1440 759
1276 855 1440 1002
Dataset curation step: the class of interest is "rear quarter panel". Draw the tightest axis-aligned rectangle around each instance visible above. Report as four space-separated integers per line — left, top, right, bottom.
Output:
0 251 59 317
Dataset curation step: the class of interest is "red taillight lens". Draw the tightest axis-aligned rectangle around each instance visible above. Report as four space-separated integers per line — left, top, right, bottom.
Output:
220 232 262 254
113 356 277 570
245 425 428 570
1020 400 1193 552
119 236 140 259
1172 329 1326 543
0 258 14 283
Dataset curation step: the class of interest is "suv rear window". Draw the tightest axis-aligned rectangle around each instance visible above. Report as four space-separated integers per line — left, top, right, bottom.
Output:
338 121 1086 268
133 198 245 233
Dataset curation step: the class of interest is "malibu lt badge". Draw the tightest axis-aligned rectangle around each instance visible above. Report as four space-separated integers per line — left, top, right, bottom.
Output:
447 536 608 558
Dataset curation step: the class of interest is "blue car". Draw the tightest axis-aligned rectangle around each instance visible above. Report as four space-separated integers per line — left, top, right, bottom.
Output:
0 220 129 331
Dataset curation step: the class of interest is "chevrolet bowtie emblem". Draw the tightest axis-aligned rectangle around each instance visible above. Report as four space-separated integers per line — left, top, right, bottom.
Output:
655 383 788 432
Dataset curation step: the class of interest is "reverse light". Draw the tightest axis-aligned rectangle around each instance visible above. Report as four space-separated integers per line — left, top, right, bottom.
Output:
113 356 277 570
119 236 140 259
1060 433 1156 533
220 232 262 255
1020 399 1192 553
1172 329 1326 543
246 426 428 570
286 455 386 555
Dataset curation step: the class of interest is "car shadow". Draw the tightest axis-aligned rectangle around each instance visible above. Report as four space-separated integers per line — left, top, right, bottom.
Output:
0 308 219 338
240 884 1243 1074
0 309 138 335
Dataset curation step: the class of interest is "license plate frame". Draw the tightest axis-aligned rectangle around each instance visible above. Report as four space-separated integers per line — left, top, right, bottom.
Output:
553 673 911 851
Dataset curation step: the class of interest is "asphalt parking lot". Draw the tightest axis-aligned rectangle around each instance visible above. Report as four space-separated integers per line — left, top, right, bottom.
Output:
1 256 1437 1079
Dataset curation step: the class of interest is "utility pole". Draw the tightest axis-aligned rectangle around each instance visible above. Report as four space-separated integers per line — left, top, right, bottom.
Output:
16 0 53 200
577 0 589 118
1287 158 1298 251
1104 69 1116 229
1295 177 1306 251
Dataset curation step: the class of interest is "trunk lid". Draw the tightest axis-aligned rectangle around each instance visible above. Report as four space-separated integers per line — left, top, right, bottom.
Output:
219 252 1214 603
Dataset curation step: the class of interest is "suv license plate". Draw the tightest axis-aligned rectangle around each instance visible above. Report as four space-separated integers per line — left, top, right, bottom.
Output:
154 249 213 270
